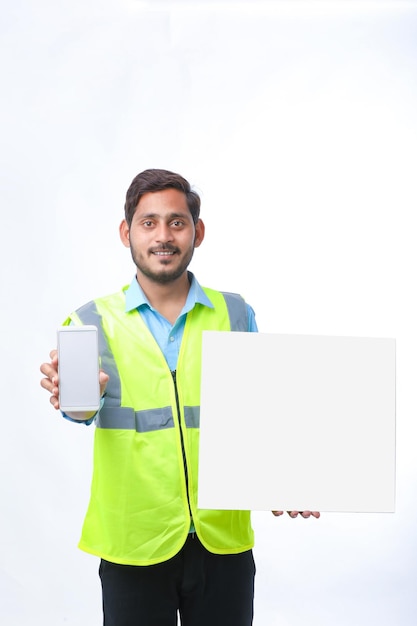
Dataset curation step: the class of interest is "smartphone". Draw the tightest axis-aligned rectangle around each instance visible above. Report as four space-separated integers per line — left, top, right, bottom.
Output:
57 325 100 413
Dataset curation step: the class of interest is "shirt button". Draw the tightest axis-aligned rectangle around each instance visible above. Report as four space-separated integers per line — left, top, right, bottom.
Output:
170 336 175 342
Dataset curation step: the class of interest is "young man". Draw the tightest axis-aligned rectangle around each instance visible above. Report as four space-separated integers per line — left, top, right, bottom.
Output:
40 169 319 626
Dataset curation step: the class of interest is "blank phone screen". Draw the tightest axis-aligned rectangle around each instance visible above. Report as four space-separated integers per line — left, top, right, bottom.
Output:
58 326 100 412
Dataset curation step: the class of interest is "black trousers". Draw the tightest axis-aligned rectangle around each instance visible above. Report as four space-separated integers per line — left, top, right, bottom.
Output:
99 534 255 626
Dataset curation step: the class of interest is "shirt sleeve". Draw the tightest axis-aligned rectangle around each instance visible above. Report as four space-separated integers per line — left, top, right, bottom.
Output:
62 412 95 426
246 304 258 332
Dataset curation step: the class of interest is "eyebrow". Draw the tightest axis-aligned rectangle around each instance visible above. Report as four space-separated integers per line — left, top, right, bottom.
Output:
138 212 191 221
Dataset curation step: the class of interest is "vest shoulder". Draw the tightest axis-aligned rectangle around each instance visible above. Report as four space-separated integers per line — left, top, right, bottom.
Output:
202 286 246 302
71 287 128 320
93 286 129 306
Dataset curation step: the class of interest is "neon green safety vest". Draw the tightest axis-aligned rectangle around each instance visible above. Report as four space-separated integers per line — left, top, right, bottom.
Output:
64 285 254 566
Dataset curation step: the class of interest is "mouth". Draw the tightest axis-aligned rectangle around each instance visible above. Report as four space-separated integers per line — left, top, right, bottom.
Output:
149 247 180 265
150 245 179 258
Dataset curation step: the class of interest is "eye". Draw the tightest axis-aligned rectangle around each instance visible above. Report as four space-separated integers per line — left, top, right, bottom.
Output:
171 220 184 227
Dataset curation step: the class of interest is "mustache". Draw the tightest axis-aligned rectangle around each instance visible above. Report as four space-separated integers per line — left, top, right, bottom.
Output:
149 244 180 253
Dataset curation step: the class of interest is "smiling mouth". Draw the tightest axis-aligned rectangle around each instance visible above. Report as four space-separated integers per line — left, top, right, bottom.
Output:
152 251 176 256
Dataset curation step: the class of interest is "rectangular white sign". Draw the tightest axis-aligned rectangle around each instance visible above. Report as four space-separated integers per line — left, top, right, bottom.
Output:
198 332 396 513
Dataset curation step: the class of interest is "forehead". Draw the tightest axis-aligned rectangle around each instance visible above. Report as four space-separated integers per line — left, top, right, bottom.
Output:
135 188 189 216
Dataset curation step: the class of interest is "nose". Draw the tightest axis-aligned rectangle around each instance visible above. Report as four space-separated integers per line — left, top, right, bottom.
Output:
155 222 174 243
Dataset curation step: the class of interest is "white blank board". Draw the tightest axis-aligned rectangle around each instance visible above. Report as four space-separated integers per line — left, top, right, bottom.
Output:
198 332 396 513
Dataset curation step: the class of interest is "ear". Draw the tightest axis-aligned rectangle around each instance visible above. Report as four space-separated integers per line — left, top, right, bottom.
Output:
119 219 130 248
194 219 205 248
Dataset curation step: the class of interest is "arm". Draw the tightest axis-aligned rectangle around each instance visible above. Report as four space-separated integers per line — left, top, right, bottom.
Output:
40 349 109 423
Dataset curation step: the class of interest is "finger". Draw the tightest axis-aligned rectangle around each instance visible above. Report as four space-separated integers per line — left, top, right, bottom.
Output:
40 373 59 393
40 377 59 395
50 393 60 410
40 362 52 377
99 370 110 396
287 511 299 518
299 511 321 519
272 510 284 516
40 362 58 382
49 349 58 361
40 377 53 393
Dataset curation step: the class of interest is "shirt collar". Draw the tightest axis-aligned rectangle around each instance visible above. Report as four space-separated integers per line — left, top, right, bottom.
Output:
124 272 214 313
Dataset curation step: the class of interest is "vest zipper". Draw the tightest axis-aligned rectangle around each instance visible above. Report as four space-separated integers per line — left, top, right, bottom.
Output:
171 370 193 521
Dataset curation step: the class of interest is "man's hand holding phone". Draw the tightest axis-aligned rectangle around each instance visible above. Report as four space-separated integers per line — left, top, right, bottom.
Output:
40 326 109 421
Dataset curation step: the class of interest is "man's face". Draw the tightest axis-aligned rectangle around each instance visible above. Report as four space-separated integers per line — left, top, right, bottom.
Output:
120 188 204 285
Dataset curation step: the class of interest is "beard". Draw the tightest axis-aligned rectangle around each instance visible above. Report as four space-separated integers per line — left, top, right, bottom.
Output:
130 242 195 285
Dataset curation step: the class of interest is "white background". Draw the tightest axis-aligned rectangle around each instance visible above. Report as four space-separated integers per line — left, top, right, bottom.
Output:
1 1 416 624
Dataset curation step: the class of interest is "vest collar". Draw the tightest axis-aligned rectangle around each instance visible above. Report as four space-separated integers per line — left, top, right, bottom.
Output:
124 272 214 314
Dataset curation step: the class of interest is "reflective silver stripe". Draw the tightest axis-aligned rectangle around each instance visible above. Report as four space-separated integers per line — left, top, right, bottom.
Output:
221 292 248 331
136 406 174 432
184 406 200 428
75 301 121 407
96 407 135 430
97 406 174 431
96 406 199 432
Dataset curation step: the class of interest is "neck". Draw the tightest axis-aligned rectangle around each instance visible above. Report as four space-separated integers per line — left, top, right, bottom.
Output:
136 271 191 321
